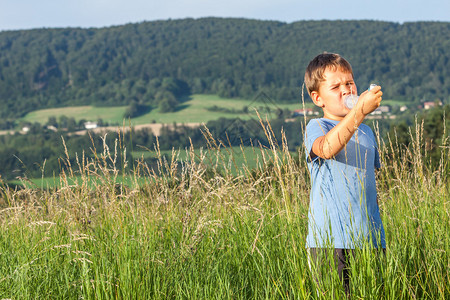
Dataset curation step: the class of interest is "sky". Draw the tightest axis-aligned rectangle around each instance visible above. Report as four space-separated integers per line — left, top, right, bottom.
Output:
0 0 449 31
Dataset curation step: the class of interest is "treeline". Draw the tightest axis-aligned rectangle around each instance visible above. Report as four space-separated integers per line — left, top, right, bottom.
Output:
1 105 449 181
0 19 449 119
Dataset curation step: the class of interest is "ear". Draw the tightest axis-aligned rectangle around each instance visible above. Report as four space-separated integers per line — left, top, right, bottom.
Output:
310 91 324 108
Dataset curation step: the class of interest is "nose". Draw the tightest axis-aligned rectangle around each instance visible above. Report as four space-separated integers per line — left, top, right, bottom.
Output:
340 85 349 96
340 84 353 96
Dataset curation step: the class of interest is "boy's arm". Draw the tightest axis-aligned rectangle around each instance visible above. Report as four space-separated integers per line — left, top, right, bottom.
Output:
311 87 383 160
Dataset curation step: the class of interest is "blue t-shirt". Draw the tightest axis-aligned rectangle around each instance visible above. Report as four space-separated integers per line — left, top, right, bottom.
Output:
304 118 386 249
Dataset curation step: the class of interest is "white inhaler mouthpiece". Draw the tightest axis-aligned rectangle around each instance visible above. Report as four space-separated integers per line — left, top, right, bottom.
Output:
344 94 359 109
344 84 377 109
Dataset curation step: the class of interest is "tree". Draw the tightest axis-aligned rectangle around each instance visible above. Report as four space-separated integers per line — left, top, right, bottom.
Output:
159 97 179 113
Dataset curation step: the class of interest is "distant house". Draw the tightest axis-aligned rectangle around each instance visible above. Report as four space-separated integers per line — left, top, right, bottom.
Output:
371 105 390 115
423 101 442 110
400 105 408 112
84 121 98 129
292 108 319 117
21 126 30 133
47 125 58 132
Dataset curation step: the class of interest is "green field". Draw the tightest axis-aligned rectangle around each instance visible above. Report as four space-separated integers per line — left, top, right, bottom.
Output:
8 174 149 190
20 94 311 126
133 145 286 174
379 99 409 106
0 122 448 299
132 95 307 124
21 105 128 125
12 146 286 188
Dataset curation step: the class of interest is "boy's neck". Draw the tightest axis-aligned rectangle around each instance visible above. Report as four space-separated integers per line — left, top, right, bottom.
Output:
323 112 344 121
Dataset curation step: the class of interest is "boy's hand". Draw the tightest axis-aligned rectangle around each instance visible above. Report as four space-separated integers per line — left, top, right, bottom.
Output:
356 85 383 116
310 85 383 160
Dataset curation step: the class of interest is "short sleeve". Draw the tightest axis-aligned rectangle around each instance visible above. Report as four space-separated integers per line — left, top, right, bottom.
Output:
305 119 329 162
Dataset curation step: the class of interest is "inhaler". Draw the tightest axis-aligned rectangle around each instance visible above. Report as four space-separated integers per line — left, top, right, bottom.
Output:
344 84 378 109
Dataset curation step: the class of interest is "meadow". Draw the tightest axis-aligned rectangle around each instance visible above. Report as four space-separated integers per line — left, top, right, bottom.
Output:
21 94 317 126
21 106 128 126
0 119 448 299
9 146 278 188
133 146 280 174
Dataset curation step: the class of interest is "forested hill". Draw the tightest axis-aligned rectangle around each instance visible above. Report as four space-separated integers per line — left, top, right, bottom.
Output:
0 18 449 118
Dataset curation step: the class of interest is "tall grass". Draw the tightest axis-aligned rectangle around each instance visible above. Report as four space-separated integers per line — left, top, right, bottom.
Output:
0 118 448 299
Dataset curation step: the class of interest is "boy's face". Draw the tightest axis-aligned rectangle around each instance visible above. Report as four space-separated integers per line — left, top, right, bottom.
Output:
310 67 357 121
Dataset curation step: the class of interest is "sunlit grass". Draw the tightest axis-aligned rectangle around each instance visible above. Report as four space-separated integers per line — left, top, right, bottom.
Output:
0 118 448 299
132 145 285 175
8 174 148 190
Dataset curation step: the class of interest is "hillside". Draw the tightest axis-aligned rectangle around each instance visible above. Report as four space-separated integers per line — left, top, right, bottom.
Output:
0 18 449 121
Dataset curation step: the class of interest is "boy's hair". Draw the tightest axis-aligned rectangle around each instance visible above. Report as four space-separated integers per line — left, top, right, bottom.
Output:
304 53 353 96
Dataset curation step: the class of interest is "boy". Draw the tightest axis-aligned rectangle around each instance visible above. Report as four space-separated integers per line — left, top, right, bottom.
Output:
303 53 386 293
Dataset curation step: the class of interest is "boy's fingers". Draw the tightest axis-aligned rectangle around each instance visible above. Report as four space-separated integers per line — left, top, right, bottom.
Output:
371 85 382 92
359 90 369 96
360 89 382 99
